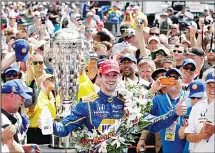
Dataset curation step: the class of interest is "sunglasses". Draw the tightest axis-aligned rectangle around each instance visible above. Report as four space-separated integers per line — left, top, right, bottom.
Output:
149 33 159 36
183 65 195 71
168 75 181 80
86 29 93 33
205 49 215 53
173 50 183 54
156 52 165 56
190 97 202 100
163 58 174 62
9 18 16 20
5 71 18 77
171 27 177 29
32 61 44 65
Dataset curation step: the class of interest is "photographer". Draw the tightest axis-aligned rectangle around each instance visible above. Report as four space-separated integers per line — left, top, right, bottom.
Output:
176 6 194 21
27 16 50 41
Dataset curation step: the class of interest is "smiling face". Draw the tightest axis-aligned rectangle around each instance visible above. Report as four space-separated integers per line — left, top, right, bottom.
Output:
100 71 120 94
32 55 44 74
120 59 136 78
206 82 215 102
173 49 184 61
138 63 153 82
181 63 196 83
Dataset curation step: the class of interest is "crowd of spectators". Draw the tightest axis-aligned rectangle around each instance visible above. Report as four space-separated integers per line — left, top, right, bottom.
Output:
1 1 214 153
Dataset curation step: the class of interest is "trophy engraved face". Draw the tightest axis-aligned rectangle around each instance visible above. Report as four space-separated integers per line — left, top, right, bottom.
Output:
44 28 90 103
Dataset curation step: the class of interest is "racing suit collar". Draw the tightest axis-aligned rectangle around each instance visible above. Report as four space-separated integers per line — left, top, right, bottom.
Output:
98 90 116 103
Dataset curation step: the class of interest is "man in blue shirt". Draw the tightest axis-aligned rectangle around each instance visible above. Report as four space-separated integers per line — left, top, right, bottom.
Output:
150 68 188 153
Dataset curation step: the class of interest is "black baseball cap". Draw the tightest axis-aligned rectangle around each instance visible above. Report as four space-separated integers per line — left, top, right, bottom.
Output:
187 47 205 57
151 68 167 81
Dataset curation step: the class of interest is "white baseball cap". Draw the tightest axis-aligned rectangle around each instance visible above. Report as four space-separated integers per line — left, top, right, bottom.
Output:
148 36 160 44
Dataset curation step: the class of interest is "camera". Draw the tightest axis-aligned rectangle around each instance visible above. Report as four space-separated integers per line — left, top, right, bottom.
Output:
160 78 176 85
136 17 143 26
41 16 46 24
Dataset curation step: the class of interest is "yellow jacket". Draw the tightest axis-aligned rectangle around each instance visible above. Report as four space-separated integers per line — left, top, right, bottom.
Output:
78 73 96 101
26 89 57 128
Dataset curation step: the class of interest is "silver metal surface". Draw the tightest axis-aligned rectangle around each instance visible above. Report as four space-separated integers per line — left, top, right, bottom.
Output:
44 28 90 149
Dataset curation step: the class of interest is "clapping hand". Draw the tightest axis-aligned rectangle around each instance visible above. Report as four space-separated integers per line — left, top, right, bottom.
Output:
204 121 215 135
2 125 16 145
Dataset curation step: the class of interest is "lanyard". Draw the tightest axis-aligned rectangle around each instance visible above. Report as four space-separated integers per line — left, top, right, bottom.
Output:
166 94 174 109
165 94 183 109
166 94 181 124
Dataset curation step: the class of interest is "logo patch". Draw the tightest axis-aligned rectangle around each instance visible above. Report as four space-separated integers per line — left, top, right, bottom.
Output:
192 84 198 90
11 87 16 92
21 48 27 53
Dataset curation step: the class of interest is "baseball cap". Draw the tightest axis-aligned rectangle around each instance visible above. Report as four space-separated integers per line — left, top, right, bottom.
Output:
38 74 54 85
8 11 16 18
13 39 30 62
166 68 182 77
167 7 174 12
160 11 168 16
33 11 41 17
1 79 32 100
151 46 170 60
173 44 185 52
188 79 206 98
4 65 20 74
86 11 94 17
148 36 160 44
181 59 196 68
151 68 167 81
89 51 99 60
120 53 137 64
100 60 120 75
205 72 215 83
187 47 205 57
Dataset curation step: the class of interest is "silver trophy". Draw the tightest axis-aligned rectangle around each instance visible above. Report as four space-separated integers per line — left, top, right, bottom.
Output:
44 28 90 150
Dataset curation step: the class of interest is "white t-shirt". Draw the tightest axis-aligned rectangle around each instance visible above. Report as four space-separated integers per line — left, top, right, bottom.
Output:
184 99 215 152
206 101 214 124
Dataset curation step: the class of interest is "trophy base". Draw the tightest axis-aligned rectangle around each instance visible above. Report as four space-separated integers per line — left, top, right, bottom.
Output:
50 134 76 150
48 144 77 150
